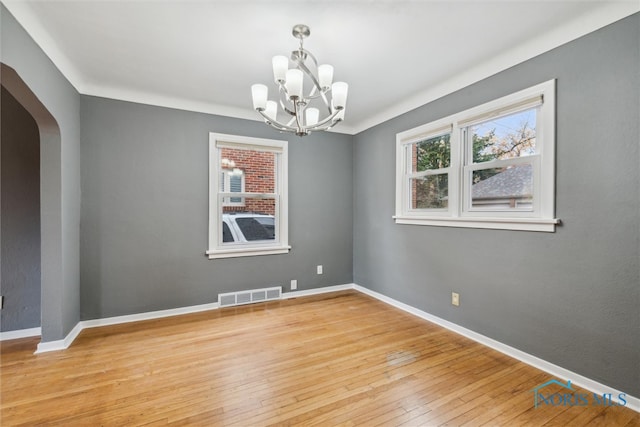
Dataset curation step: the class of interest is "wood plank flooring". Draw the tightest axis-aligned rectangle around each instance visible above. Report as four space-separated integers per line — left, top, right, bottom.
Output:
1 290 638 426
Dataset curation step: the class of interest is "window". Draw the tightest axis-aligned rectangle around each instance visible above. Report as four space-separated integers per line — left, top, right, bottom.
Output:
207 133 289 258
395 80 559 232
220 171 245 206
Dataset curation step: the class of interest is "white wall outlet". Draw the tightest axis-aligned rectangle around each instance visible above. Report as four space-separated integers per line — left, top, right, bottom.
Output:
452 292 460 307
317 265 323 275
290 279 298 290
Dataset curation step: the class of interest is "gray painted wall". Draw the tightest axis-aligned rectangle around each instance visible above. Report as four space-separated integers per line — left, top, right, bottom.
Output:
2 0 636 402
79 97 353 319
1 5 81 340
353 14 640 397
1 87 41 331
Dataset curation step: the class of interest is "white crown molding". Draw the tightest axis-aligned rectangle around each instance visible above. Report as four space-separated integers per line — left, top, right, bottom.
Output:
82 83 355 135
84 82 259 121
1 0 85 93
5 1 637 136
349 2 640 134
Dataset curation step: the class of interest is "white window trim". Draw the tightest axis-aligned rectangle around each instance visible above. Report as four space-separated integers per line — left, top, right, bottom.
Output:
207 133 290 259
394 80 560 232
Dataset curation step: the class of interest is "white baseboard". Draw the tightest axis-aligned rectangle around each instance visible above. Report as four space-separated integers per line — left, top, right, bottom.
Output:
35 301 221 354
35 323 82 354
0 327 41 341
80 301 221 329
353 284 639 413
32 284 354 354
29 282 638 412
282 283 354 299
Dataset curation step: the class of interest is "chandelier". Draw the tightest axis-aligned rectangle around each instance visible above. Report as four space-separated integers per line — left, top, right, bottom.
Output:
251 24 348 137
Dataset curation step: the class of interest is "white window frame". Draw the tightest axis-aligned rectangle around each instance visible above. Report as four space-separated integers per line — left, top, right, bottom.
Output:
394 80 559 232
207 133 290 259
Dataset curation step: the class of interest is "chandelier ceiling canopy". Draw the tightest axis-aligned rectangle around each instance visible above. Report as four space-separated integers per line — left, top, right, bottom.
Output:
251 24 348 137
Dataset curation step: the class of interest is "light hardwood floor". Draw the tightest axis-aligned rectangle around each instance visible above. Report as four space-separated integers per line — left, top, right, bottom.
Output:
1 290 638 426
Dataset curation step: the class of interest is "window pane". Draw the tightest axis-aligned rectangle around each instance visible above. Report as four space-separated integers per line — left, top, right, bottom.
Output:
471 164 533 209
412 134 450 172
221 197 276 244
221 147 275 193
222 208 276 244
222 222 234 243
235 218 274 241
220 172 244 205
471 108 536 163
411 174 448 209
229 175 242 203
254 216 275 239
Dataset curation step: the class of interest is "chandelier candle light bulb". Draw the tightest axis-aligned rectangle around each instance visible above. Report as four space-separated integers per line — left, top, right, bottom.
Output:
251 24 349 136
265 100 278 121
272 56 288 82
318 64 334 89
285 69 303 99
332 82 348 109
306 108 319 126
251 84 268 110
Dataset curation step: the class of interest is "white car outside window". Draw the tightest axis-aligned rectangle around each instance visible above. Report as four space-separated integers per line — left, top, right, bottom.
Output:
222 213 275 243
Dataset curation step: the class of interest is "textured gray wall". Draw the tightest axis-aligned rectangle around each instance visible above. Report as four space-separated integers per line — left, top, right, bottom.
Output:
79 96 353 319
1 5 81 340
353 14 639 398
1 87 41 331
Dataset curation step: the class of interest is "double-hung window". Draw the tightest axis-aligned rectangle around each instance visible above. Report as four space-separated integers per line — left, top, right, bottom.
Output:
395 80 559 232
207 133 290 259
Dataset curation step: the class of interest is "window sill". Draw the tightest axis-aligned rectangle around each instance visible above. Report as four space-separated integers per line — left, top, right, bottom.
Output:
206 245 291 259
393 215 560 232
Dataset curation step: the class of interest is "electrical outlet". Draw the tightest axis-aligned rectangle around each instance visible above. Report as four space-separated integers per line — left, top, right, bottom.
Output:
290 279 298 290
317 265 323 275
452 292 460 307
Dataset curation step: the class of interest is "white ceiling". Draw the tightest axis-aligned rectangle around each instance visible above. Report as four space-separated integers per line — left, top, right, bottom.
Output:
3 1 638 134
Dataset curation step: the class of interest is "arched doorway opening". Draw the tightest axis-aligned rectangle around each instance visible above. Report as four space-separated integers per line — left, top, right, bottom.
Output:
1 63 62 343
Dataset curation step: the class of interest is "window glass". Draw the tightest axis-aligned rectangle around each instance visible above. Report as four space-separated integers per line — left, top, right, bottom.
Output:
254 217 275 239
220 172 244 205
222 222 234 243
471 164 533 210
470 108 537 163
411 175 448 209
412 134 451 172
221 147 275 193
235 217 275 241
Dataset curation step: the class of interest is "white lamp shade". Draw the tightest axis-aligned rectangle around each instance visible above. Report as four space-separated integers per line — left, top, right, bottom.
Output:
318 64 334 89
251 84 268 110
272 56 288 82
285 69 303 99
265 100 278 121
306 108 319 126
332 82 348 109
